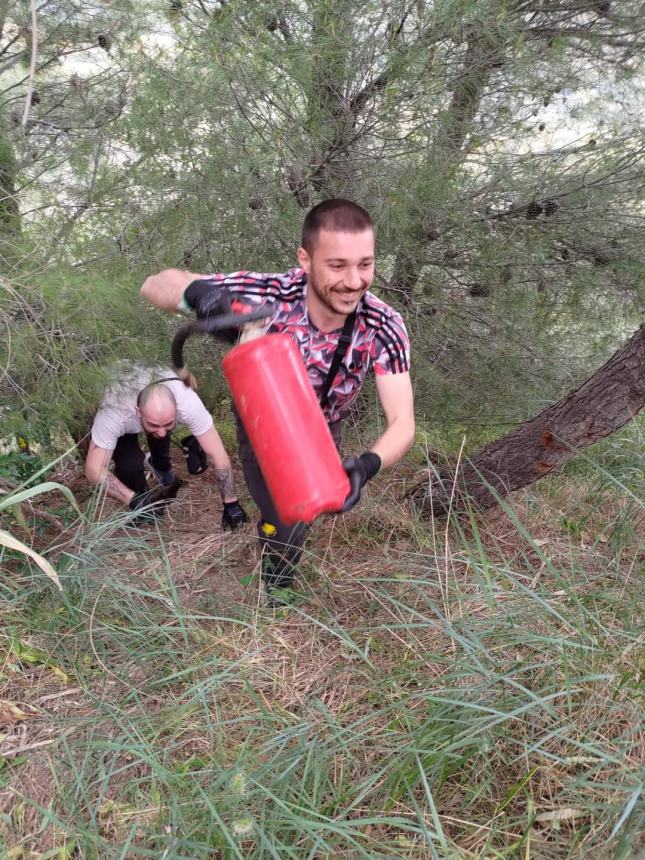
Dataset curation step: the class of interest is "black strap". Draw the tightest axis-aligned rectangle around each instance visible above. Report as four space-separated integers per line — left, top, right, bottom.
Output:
319 312 356 409
135 376 184 408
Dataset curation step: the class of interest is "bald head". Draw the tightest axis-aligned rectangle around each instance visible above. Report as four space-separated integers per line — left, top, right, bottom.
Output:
136 383 177 438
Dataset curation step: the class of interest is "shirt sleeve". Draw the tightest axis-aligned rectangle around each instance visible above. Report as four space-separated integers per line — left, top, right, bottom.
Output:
372 310 411 375
177 389 214 438
90 408 123 451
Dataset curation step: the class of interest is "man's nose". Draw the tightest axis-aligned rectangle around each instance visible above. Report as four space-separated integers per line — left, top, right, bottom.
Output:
346 267 362 289
156 429 167 438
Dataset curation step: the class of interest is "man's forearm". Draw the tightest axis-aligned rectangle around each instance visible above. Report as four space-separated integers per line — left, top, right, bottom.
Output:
96 472 136 505
214 466 238 504
370 416 415 470
140 269 210 312
195 427 239 503
86 441 136 505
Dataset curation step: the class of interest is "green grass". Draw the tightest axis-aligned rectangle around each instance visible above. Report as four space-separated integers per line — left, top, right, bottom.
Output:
0 430 642 859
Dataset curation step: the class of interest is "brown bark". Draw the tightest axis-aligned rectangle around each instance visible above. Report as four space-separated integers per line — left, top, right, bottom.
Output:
410 325 645 516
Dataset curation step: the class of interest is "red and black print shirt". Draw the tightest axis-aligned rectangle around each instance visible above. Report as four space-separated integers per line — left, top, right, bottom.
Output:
197 268 410 424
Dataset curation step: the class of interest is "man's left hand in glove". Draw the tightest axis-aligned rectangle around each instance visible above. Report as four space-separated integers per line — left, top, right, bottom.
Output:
222 500 249 531
128 479 183 524
339 452 381 513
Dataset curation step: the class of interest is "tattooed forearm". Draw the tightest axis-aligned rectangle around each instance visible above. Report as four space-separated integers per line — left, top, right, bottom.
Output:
215 468 237 502
98 473 135 505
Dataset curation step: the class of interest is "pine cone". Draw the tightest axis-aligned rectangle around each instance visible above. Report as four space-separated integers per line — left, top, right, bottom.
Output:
286 166 311 208
469 283 490 298
422 222 440 241
543 199 559 217
526 201 543 220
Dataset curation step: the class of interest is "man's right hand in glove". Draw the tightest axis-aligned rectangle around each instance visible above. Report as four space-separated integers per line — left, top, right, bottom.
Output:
128 479 182 525
184 280 244 343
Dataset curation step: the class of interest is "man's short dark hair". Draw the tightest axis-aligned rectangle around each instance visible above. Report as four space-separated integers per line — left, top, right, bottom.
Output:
301 199 374 253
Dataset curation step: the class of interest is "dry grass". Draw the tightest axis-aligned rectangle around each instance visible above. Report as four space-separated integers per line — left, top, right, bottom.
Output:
0 441 643 859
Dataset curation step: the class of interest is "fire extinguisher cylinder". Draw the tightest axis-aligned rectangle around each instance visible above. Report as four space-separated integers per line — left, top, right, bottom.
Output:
222 334 350 525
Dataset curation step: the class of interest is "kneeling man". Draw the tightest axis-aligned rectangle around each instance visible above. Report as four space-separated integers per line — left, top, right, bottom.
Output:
85 363 247 528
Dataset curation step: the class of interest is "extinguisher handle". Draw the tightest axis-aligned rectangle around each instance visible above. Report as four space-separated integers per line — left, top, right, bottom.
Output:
171 302 274 371
193 303 274 333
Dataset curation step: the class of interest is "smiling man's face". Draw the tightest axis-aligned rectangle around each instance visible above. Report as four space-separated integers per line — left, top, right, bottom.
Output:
297 228 375 326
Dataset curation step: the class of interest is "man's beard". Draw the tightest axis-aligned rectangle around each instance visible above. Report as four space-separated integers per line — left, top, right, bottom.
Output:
308 272 366 316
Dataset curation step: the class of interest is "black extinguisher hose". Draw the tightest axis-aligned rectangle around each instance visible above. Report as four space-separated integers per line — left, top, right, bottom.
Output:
171 301 274 387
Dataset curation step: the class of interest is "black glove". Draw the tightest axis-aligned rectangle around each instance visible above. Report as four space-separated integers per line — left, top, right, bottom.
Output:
222 500 249 531
184 281 243 343
339 452 381 513
181 434 209 474
128 479 182 524
183 281 273 344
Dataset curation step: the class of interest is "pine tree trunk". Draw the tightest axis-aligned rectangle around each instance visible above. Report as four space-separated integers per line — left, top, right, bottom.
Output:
0 2 19 252
411 325 645 516
391 28 503 300
0 119 20 259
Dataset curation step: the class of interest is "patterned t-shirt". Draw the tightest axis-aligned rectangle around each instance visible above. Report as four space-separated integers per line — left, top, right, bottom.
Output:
192 268 410 424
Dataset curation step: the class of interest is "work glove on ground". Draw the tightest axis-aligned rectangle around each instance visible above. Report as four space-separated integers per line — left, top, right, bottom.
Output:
221 500 249 531
128 479 182 525
181 434 209 474
339 452 381 513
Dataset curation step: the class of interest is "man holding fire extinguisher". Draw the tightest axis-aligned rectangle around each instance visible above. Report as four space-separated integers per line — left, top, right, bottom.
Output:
141 199 415 604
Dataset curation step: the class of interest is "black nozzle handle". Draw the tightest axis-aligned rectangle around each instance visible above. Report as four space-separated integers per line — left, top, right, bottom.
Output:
171 303 274 370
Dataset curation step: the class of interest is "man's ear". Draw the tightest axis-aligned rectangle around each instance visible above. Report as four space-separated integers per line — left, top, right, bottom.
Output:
296 245 311 274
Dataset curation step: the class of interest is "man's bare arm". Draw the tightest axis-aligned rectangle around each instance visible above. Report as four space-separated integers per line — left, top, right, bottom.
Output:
194 426 239 503
371 372 416 469
140 268 211 312
85 442 135 505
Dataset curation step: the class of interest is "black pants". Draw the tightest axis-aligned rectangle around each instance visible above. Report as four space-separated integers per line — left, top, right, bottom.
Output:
235 411 341 589
112 433 172 495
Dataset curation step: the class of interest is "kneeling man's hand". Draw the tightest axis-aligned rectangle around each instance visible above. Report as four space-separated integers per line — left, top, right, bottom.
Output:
128 479 183 524
222 500 249 531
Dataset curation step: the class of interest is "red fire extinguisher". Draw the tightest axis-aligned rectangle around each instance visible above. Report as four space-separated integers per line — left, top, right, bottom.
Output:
171 300 350 524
